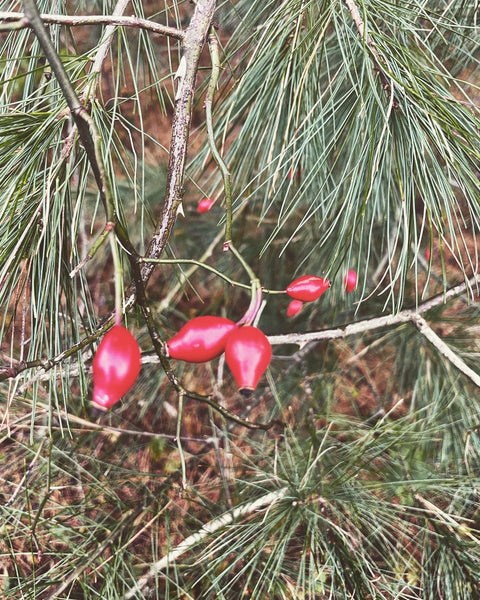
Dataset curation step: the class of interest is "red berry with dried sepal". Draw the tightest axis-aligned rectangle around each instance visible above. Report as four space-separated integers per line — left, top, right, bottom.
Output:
166 316 236 363
92 325 141 410
286 299 303 317
225 326 272 396
344 269 357 293
286 275 330 302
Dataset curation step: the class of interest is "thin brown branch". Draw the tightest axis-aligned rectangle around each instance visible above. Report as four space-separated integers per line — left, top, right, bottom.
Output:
0 10 184 40
268 274 480 347
139 0 217 284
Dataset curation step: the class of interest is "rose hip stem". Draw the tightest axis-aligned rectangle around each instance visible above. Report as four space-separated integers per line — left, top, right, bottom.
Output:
236 279 263 327
109 228 123 325
225 243 264 326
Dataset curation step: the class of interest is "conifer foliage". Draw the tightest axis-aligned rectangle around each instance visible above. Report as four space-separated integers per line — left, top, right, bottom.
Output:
1 1 480 598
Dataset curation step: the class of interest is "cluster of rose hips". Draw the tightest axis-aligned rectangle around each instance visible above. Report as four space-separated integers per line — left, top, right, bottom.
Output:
286 269 357 317
91 269 358 410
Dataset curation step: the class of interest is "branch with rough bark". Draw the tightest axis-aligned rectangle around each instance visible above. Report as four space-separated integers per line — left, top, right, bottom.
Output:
139 0 217 285
0 10 184 39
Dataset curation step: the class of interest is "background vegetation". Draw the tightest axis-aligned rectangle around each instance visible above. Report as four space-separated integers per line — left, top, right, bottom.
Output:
1 0 480 598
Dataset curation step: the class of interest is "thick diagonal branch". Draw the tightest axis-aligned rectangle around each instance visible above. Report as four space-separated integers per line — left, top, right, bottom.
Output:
140 0 217 284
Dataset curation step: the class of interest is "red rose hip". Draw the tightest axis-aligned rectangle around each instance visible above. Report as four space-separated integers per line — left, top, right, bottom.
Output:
92 325 141 410
344 269 357 293
286 299 303 317
166 316 236 363
197 197 214 213
286 275 330 302
225 326 272 396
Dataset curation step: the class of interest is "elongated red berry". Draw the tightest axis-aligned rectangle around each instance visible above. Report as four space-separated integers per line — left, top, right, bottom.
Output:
287 299 303 317
166 316 236 363
286 275 330 302
225 326 272 396
197 197 214 213
92 325 141 410
344 269 357 293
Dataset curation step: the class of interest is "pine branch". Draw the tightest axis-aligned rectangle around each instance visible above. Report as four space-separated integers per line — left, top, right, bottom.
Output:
124 486 288 599
342 0 396 103
22 0 111 215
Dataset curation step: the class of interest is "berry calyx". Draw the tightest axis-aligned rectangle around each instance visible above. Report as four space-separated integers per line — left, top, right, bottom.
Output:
197 197 215 213
225 325 272 396
287 299 303 317
286 275 330 302
344 269 357 293
92 325 141 410
166 316 236 363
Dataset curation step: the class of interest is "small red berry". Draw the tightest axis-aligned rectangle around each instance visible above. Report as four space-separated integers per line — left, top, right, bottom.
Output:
92 325 141 410
286 275 330 302
225 326 272 396
344 269 357 293
197 197 215 213
286 299 303 317
166 316 236 363
425 248 431 261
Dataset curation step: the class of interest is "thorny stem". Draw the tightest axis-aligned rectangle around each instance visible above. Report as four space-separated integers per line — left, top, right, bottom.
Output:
11 1 266 432
140 0 217 284
205 27 233 244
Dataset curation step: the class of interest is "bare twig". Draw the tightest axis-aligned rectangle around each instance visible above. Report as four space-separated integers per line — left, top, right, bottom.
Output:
268 274 480 347
270 274 480 391
124 487 289 599
0 10 184 39
412 315 480 389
